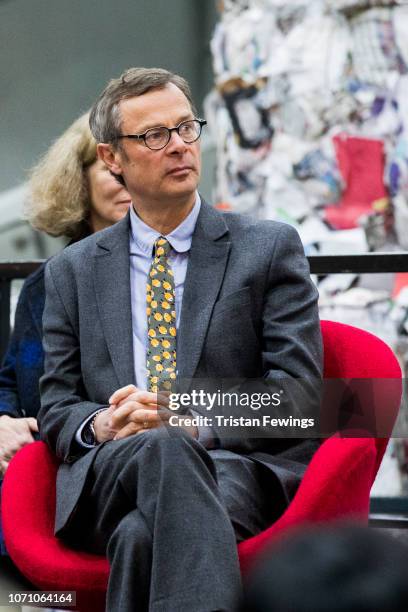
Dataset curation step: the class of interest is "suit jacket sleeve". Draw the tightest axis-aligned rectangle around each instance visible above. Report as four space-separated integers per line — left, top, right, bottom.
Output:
38 259 108 462
262 223 322 380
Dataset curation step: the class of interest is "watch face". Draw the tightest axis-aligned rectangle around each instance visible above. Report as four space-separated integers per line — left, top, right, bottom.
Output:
82 415 98 446
82 424 96 446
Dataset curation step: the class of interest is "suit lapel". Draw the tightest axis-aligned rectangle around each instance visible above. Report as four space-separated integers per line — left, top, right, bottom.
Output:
177 201 230 385
93 212 135 389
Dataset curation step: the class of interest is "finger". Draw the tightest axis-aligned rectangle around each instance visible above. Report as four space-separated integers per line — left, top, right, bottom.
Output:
128 409 162 426
17 432 36 446
109 401 148 428
0 459 9 476
126 390 162 405
109 403 162 429
114 392 159 411
113 422 143 440
106 404 116 416
1 438 33 459
108 385 138 405
0 445 19 460
145 390 170 408
135 421 165 435
1 451 13 462
112 391 170 411
26 418 39 432
111 398 170 426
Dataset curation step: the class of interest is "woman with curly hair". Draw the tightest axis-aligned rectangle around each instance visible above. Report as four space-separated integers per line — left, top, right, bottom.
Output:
0 112 131 483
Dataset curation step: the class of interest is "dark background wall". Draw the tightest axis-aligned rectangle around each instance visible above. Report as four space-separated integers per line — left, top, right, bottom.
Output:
0 0 217 192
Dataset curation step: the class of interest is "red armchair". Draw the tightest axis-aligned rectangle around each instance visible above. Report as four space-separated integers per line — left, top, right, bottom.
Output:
2 321 402 610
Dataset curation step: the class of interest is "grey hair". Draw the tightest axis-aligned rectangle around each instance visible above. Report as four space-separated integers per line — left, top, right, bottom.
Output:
89 67 197 145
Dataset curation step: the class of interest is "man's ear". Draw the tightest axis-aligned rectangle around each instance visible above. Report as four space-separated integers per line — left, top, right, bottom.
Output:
97 143 123 176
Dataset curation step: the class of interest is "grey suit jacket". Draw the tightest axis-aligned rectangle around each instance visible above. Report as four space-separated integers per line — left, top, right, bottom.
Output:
38 200 323 534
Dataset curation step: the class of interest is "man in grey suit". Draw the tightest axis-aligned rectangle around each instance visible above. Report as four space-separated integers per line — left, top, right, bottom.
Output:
38 67 323 612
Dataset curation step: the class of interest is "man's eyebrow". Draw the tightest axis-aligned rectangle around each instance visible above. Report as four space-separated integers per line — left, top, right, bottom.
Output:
135 113 195 134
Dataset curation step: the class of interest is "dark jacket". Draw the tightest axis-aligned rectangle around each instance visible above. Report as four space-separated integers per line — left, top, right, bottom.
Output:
0 265 45 554
0 264 45 419
0 230 89 418
38 202 323 536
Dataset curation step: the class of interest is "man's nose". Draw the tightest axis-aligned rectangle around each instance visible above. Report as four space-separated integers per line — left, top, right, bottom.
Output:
166 130 188 153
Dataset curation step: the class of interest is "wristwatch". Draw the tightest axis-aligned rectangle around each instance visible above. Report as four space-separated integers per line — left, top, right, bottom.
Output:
82 409 106 446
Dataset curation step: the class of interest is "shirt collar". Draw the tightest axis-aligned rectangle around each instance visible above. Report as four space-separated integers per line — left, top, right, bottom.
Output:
129 193 201 255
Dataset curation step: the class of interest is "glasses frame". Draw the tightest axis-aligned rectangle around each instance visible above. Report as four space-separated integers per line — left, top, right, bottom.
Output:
116 118 207 150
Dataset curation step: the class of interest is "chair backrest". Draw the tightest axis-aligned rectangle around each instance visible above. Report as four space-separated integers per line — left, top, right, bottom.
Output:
320 320 402 474
321 320 401 379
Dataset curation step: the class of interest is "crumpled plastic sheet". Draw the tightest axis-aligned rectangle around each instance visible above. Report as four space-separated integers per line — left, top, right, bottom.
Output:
350 7 408 88
211 6 282 85
208 0 408 242
208 1 408 337
204 89 272 214
210 5 353 219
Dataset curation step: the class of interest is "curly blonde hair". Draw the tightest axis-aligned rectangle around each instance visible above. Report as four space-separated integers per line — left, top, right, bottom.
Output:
25 112 97 238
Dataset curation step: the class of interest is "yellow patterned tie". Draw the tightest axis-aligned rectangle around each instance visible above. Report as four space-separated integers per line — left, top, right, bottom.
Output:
146 237 177 392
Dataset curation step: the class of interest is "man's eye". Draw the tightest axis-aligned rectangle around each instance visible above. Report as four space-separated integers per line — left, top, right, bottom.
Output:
147 129 165 141
180 123 194 135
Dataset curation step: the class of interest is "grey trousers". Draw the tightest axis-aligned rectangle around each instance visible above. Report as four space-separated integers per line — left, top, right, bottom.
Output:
66 429 280 612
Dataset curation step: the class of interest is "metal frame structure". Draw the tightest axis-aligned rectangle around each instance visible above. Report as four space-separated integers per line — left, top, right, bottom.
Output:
2 253 408 356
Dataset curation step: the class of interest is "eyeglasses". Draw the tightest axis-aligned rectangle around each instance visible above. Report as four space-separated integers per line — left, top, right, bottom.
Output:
116 118 207 151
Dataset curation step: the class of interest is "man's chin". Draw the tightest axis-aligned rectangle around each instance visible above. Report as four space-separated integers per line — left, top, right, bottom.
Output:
165 179 199 201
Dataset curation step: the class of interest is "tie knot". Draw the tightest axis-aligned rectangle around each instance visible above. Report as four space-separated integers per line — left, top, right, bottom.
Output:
154 236 171 258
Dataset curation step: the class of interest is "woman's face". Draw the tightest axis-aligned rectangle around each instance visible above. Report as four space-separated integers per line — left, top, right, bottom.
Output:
87 158 131 233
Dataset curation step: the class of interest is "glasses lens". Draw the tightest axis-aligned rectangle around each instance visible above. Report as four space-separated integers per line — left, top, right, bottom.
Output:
145 127 169 150
178 120 201 143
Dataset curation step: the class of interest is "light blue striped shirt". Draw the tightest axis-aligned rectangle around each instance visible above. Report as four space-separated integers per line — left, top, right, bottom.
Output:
129 193 201 388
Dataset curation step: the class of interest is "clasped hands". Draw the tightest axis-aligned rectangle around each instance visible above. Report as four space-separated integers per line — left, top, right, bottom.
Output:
94 385 198 444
